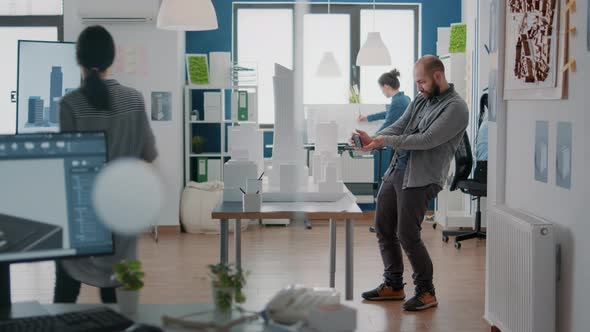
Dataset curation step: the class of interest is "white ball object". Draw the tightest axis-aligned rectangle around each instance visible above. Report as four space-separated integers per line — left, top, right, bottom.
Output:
92 158 164 235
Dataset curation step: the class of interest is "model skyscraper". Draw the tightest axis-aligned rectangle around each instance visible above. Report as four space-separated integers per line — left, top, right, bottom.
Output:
49 66 63 124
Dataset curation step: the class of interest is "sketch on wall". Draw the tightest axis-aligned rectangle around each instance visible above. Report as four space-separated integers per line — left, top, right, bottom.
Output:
504 0 564 99
534 121 549 183
151 91 172 121
556 122 572 189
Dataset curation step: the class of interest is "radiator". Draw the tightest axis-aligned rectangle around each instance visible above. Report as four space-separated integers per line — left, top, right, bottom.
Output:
486 205 556 332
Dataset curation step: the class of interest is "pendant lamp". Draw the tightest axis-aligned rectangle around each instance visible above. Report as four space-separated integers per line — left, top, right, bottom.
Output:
316 0 342 77
157 0 218 31
356 0 391 66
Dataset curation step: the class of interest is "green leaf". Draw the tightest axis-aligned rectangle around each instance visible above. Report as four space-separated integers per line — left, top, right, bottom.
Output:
128 260 142 270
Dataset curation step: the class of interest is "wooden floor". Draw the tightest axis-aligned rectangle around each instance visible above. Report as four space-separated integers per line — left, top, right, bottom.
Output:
10 220 489 331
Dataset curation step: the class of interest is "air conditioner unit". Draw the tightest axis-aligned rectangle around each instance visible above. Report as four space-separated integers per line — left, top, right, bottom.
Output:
78 0 161 24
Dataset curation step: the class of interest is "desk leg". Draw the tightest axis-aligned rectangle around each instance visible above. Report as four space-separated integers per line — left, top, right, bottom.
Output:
345 219 354 300
220 219 229 264
329 219 337 288
235 219 242 270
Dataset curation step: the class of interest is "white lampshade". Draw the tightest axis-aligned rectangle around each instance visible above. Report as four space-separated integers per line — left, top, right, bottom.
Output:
316 51 342 77
157 0 218 31
356 32 391 66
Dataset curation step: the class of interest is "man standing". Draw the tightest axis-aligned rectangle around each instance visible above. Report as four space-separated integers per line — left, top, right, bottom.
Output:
352 55 468 311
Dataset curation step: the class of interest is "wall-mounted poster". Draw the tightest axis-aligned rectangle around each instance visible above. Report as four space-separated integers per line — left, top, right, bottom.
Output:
151 91 172 121
534 120 549 183
186 54 209 85
504 0 565 100
556 122 572 189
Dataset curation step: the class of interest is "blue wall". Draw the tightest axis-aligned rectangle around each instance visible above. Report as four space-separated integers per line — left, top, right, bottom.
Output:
186 0 462 56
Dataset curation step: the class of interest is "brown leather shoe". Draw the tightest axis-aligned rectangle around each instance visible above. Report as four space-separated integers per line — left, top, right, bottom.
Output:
402 289 438 311
361 283 406 301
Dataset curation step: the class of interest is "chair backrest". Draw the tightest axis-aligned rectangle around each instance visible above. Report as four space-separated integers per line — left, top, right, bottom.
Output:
449 132 473 191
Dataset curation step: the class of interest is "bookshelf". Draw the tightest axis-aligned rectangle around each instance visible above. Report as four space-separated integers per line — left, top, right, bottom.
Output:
183 85 258 185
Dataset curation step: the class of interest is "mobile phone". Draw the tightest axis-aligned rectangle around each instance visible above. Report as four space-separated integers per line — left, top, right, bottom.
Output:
352 134 363 148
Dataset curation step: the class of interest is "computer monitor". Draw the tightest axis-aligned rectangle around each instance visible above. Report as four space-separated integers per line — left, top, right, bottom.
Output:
0 132 113 310
16 40 80 134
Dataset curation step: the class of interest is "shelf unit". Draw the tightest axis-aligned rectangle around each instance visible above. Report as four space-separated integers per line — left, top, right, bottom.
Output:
184 85 258 185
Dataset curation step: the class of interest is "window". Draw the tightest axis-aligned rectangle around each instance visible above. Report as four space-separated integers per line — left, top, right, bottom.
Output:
234 3 419 125
303 14 350 104
0 1 63 134
360 9 416 104
0 0 62 16
236 8 293 125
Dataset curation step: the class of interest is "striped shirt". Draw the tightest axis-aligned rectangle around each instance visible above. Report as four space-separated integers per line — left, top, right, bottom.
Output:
58 79 158 288
59 79 158 162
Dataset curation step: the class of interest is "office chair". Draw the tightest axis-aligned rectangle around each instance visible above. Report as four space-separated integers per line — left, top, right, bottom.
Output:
441 98 488 249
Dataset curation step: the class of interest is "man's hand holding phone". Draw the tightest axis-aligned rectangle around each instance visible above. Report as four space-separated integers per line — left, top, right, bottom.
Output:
349 129 385 152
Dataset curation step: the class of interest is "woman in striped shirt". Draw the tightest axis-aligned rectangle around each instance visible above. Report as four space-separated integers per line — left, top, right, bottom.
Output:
54 25 158 303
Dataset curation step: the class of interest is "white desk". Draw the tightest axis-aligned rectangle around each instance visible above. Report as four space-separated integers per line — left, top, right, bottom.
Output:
211 193 365 300
43 303 264 331
43 303 358 331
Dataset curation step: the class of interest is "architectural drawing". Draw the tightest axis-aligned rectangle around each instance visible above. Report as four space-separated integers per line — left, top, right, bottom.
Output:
504 0 563 99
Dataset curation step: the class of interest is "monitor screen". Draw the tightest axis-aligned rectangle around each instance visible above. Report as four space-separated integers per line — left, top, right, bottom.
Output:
0 132 113 264
16 40 80 134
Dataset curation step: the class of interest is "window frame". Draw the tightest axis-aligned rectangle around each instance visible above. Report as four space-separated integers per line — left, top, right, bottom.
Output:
232 2 420 128
0 16 64 41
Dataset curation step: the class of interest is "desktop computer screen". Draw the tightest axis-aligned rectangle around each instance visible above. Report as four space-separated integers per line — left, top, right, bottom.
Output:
16 40 80 134
0 132 113 264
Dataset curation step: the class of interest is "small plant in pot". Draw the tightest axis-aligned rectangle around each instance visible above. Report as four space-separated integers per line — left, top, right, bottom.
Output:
349 84 361 104
209 263 248 314
192 136 206 154
113 259 144 314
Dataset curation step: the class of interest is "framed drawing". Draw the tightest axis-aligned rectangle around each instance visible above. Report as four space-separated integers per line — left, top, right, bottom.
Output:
186 54 209 85
504 0 565 100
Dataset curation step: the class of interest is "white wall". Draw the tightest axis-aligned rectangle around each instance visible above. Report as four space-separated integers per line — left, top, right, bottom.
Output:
63 0 185 227
488 0 590 330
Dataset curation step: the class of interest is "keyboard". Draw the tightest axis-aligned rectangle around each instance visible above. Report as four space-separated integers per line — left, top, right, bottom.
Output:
0 307 134 332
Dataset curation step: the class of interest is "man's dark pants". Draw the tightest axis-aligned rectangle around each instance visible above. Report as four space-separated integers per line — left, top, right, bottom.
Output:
374 168 441 291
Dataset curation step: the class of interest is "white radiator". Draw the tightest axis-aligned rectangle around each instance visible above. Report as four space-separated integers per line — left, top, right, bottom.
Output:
486 205 556 332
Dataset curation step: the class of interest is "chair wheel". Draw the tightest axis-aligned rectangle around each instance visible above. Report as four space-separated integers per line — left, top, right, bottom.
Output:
432 223 437 229
442 235 449 243
454 242 461 249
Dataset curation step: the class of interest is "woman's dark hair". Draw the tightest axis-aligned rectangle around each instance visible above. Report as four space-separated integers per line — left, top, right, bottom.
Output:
378 69 401 90
76 25 115 110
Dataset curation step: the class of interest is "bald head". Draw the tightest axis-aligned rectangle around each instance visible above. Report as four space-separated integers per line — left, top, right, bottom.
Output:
413 55 449 99
415 55 445 75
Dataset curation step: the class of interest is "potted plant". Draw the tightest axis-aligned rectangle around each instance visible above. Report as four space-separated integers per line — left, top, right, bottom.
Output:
192 136 206 154
349 84 361 104
113 259 145 314
209 263 248 313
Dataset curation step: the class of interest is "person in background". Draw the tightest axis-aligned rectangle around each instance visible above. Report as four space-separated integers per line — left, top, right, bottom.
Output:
352 55 468 311
358 69 411 233
357 69 411 134
54 25 158 303
474 94 488 184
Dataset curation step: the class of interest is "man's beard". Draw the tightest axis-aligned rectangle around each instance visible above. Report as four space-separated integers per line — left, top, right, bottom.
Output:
423 83 441 100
